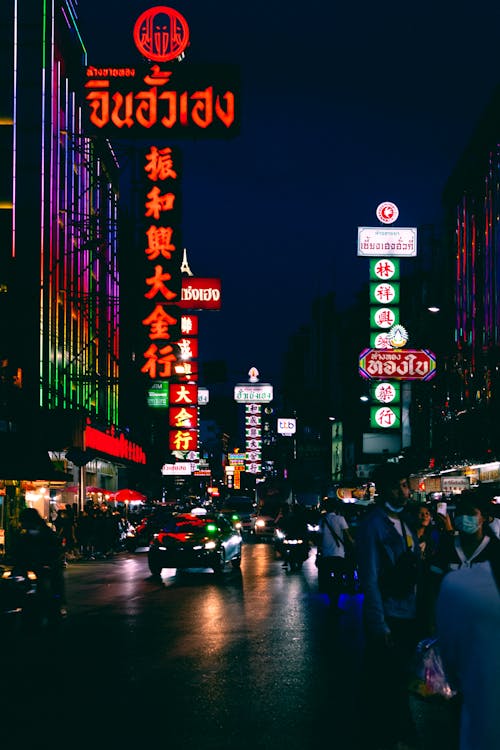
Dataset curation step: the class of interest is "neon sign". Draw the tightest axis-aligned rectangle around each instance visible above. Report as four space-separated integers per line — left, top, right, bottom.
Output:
133 6 190 62
84 64 239 137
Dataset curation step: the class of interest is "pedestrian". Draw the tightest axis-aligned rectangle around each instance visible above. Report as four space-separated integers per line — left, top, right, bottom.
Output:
436 552 500 750
429 490 500 579
11 507 67 616
356 461 421 750
408 502 455 638
316 498 355 609
54 504 77 560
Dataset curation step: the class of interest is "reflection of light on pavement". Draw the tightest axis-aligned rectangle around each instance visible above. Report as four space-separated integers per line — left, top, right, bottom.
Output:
174 588 227 659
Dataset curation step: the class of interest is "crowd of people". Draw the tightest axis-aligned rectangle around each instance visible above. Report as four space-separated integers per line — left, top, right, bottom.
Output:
349 464 500 750
51 502 131 561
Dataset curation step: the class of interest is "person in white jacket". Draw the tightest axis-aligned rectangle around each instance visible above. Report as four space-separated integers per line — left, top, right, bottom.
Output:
436 558 500 750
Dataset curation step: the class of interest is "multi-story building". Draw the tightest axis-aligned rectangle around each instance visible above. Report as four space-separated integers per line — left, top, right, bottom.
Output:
441 84 500 465
0 1 148 553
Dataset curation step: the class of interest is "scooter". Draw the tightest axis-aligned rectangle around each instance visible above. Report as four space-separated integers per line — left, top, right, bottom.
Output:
0 564 36 632
276 531 309 571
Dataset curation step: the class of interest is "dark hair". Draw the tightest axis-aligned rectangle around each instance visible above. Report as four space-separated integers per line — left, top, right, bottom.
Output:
19 507 46 529
455 490 484 517
371 462 409 499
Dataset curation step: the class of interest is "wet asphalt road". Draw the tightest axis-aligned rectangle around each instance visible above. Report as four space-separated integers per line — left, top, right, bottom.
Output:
3 540 457 749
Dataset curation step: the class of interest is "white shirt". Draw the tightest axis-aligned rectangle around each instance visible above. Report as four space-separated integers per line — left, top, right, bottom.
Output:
319 512 348 558
488 517 500 539
436 562 500 750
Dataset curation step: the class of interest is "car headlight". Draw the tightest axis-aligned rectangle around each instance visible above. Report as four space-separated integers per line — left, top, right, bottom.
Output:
275 529 285 539
204 540 217 550
255 518 266 529
307 523 320 533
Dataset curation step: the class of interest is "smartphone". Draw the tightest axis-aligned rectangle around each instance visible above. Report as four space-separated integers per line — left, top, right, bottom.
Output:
437 501 447 516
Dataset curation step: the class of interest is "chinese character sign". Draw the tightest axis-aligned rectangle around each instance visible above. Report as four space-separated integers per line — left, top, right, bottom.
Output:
140 144 182 380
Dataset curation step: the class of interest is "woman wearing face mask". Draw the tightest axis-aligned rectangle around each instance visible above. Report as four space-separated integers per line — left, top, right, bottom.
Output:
429 490 500 581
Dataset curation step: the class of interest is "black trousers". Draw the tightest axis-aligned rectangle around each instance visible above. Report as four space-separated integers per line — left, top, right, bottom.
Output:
359 616 419 748
317 555 347 606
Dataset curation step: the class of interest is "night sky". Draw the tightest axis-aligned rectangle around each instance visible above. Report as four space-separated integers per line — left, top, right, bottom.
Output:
77 0 500 387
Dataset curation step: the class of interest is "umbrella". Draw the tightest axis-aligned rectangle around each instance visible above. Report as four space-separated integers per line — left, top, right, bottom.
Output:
111 488 147 503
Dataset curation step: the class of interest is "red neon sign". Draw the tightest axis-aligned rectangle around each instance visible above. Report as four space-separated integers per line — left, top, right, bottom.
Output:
133 6 190 62
85 425 146 464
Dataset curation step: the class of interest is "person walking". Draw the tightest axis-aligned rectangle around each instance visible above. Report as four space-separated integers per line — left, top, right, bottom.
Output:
316 498 355 610
11 507 67 618
356 462 421 750
436 553 500 750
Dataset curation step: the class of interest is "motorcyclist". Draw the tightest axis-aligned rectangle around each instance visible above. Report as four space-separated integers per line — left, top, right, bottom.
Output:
278 503 309 569
11 507 67 617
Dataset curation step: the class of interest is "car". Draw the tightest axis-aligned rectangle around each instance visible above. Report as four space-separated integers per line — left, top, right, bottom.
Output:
126 505 177 551
147 512 243 576
251 502 280 541
217 495 256 536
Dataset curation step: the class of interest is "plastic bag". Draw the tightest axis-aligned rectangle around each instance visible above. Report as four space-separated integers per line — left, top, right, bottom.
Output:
409 637 457 700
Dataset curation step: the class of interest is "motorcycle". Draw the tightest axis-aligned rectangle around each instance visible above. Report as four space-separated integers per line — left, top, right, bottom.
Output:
274 528 309 571
0 563 65 631
0 564 36 632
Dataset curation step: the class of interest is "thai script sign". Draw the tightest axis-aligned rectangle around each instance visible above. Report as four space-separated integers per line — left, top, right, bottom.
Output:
234 384 273 403
179 277 221 309
357 227 417 257
359 348 436 381
83 63 240 138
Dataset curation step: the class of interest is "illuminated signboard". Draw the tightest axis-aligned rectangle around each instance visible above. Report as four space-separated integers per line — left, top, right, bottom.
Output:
181 314 198 335
83 64 240 138
357 227 417 257
277 418 296 436
170 382 198 404
161 462 193 476
370 406 401 429
359 348 436 381
169 406 198 428
141 144 182 379
369 282 400 306
179 277 221 310
234 384 273 403
168 429 198 451
85 424 146 464
370 306 400 329
147 381 170 408
371 381 401 404
133 6 190 62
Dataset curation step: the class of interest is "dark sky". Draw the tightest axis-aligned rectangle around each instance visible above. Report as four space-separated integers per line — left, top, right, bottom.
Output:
77 0 500 386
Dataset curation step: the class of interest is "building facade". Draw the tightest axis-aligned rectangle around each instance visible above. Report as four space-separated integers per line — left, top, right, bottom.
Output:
0 1 147 553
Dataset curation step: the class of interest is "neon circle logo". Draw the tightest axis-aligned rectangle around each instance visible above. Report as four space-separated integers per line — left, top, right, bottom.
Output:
376 201 399 224
133 6 190 62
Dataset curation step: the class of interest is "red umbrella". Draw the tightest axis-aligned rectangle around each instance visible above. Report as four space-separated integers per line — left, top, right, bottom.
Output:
112 488 147 503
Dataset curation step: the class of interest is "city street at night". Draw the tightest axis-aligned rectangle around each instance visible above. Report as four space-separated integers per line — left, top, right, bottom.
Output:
4 541 457 750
